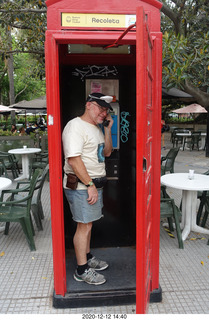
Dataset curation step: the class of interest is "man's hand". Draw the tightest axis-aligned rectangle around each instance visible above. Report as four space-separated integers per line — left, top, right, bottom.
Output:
105 113 113 129
87 185 98 205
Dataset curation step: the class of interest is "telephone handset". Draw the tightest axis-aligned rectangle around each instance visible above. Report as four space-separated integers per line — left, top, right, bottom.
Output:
102 119 110 127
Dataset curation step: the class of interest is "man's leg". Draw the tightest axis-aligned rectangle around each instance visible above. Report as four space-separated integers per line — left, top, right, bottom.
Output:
73 222 106 285
73 222 92 266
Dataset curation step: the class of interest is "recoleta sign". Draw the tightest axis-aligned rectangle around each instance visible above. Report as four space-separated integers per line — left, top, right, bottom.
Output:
92 17 119 24
62 13 136 28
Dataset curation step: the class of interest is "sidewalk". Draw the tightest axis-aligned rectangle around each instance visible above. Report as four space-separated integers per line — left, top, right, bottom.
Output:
1 134 209 314
150 134 209 314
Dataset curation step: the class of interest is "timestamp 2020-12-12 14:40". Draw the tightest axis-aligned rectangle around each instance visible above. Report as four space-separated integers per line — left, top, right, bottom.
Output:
81 314 128 320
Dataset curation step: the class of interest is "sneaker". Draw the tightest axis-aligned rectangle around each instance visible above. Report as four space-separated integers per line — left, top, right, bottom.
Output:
87 256 108 271
74 268 106 285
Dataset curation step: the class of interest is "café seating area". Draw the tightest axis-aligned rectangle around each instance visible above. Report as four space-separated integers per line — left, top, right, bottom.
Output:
161 132 209 250
170 127 206 151
1 140 209 313
1 132 209 313
0 142 49 251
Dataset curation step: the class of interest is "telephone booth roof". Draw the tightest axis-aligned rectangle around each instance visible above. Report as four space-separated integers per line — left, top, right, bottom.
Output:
46 0 162 31
46 0 162 10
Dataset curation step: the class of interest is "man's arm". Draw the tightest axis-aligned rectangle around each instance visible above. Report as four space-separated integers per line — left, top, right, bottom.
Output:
68 156 98 205
103 114 113 157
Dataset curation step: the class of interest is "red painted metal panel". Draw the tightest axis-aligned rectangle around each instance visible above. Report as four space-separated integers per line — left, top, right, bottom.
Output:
136 6 154 313
150 33 162 292
49 30 137 44
45 31 67 296
141 0 162 10
46 0 162 11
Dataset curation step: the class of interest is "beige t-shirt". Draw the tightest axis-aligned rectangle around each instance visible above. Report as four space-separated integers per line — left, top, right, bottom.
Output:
62 117 106 190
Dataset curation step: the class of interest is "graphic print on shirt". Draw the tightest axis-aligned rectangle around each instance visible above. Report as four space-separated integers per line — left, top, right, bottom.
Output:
97 143 105 163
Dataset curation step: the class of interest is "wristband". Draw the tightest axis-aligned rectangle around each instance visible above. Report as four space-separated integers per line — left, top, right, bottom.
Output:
85 181 94 187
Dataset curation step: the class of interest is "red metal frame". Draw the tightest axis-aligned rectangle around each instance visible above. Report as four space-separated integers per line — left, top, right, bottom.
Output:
150 32 162 293
45 0 162 312
136 7 147 312
45 29 137 296
135 6 162 312
45 33 67 295
136 7 152 312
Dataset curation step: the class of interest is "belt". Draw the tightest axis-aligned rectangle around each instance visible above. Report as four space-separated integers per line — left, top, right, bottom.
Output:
78 176 107 188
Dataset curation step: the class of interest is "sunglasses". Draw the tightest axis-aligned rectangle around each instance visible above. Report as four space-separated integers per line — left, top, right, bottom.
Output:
91 102 110 114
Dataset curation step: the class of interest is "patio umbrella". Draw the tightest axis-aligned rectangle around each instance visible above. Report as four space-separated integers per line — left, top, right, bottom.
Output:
9 96 47 127
9 95 46 113
172 104 208 114
0 105 20 113
0 105 21 130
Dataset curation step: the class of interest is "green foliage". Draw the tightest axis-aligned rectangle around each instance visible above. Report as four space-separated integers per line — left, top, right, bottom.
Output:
166 117 194 124
0 129 19 136
14 53 46 102
1 52 46 105
161 0 209 97
0 0 46 55
0 0 46 104
162 31 209 91
0 0 209 110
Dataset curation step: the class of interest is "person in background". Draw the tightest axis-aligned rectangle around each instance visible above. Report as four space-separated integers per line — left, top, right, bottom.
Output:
161 120 165 149
19 127 26 136
26 122 39 134
62 92 113 286
37 116 47 131
26 123 33 134
11 124 17 134
37 116 46 126
161 120 170 149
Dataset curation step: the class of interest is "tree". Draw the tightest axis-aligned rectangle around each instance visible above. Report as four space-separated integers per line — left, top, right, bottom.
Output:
1 1 209 152
0 0 46 55
0 0 46 104
161 0 209 108
160 0 209 156
1 0 208 105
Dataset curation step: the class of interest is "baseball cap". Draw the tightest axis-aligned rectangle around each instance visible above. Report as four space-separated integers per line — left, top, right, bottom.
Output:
87 92 113 111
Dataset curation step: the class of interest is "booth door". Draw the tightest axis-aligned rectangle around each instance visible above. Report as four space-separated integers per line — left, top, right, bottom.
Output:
136 6 154 314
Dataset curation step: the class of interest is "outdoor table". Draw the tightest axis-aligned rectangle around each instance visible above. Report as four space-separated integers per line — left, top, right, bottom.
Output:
8 147 41 181
176 132 206 150
0 177 12 191
176 132 191 150
161 173 209 241
0 177 12 232
200 132 206 150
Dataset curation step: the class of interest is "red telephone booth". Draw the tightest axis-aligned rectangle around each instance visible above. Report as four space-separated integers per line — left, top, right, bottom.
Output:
45 0 162 313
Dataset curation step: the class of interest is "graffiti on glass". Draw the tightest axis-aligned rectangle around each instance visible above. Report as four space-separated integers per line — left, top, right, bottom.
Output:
72 65 118 81
120 111 130 143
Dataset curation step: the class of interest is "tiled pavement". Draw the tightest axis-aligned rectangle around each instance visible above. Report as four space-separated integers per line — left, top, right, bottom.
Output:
1 134 209 314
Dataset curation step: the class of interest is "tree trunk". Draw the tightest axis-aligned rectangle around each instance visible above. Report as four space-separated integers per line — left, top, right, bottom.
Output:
206 114 209 158
183 80 209 109
6 27 16 125
7 54 15 105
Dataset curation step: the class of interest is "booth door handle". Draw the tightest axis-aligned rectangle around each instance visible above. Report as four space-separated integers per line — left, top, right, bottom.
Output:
143 157 147 172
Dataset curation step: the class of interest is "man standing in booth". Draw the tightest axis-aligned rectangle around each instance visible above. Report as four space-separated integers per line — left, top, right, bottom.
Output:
62 93 113 285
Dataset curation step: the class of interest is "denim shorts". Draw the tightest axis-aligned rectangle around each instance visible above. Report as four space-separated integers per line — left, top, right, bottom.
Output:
64 188 104 223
